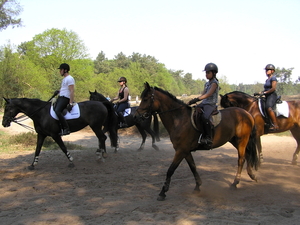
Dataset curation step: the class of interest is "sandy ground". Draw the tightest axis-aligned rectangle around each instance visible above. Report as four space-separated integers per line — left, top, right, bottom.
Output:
0 119 300 225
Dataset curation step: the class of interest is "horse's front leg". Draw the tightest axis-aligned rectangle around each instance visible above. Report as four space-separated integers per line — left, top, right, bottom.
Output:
52 135 74 168
135 124 147 151
185 153 202 192
94 130 107 162
28 133 46 170
157 151 184 201
290 129 300 165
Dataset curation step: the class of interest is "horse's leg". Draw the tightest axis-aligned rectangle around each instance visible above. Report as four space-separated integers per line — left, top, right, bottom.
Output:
135 124 147 151
28 133 46 170
185 153 202 192
257 137 263 163
52 135 74 168
230 140 247 188
143 122 159 151
92 128 108 162
290 128 300 165
157 151 184 201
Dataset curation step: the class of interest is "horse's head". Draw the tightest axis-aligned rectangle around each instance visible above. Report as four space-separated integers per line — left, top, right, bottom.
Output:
220 91 254 109
89 90 109 102
135 82 156 121
2 98 19 127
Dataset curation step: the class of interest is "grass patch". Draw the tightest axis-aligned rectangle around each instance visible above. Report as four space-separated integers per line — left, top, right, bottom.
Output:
0 131 83 153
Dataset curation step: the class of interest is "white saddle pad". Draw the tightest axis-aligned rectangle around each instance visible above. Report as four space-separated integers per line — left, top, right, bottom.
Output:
258 99 289 118
124 108 131 117
50 103 80 120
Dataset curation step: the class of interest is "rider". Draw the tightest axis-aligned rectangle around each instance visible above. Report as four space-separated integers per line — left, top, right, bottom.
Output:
111 77 130 128
260 64 279 131
188 63 219 146
54 63 75 136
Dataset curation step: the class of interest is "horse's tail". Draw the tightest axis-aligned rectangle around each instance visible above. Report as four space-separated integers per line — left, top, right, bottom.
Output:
245 125 260 170
153 113 160 142
102 101 118 148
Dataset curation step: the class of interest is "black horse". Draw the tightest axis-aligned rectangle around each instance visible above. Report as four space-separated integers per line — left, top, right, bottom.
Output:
2 97 118 170
89 90 160 151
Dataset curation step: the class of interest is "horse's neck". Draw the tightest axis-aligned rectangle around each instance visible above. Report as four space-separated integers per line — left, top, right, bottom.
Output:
17 100 47 117
235 97 254 110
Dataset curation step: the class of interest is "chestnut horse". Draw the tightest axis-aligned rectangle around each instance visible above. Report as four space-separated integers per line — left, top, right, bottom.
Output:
220 91 300 165
135 82 259 201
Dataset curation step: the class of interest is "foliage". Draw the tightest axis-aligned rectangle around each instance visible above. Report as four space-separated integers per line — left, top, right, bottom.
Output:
0 0 23 31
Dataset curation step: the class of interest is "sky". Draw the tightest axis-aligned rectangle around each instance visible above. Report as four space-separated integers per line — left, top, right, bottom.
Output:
1 0 300 85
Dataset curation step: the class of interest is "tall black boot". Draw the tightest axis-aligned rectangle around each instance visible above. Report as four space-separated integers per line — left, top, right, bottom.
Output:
200 119 213 145
57 114 70 136
117 112 128 128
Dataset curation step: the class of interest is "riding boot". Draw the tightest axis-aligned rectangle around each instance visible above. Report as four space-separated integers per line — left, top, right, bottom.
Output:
267 108 279 131
58 116 70 136
200 119 213 145
117 112 128 128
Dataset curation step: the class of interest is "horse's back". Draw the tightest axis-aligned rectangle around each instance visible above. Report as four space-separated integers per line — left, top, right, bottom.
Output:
220 107 254 128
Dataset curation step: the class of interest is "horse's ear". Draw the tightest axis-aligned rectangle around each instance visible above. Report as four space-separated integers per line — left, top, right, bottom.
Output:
89 91 92 94
144 82 150 90
95 89 98 93
3 97 9 103
219 94 223 98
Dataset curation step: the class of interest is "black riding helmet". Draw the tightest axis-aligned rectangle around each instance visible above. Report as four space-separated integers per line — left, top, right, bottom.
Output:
117 77 127 83
265 64 275 71
58 63 70 72
203 63 218 73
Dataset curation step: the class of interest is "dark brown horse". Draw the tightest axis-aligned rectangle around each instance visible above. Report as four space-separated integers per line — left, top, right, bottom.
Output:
220 91 300 165
135 82 259 201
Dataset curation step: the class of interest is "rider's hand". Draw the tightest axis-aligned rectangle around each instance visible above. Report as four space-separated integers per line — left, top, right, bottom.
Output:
53 90 60 96
67 103 73 112
188 98 199 105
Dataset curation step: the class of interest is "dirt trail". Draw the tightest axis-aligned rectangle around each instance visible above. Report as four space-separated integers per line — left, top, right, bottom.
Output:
0 119 300 224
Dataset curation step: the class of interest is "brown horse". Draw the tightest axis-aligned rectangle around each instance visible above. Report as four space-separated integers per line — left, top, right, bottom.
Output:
220 91 300 165
135 82 259 201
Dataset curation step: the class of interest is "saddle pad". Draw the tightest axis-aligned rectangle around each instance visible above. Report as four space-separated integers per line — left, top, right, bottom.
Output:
50 103 80 120
258 99 289 118
124 108 131 117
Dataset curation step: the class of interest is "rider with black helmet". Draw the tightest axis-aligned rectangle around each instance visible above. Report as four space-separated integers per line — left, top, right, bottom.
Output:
188 63 219 146
260 64 279 131
111 77 130 128
54 63 75 136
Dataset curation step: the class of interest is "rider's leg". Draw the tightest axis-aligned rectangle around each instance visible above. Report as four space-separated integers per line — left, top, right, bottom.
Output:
54 97 70 135
267 107 279 131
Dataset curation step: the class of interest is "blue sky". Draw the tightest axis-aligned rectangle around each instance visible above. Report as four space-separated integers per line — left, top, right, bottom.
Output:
1 0 300 85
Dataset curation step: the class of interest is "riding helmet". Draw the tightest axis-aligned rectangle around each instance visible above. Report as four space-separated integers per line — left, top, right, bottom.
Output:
117 77 127 83
265 64 275 71
58 63 70 71
203 63 218 73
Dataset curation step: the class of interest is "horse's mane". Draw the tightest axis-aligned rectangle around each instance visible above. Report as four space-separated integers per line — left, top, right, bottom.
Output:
226 91 255 99
142 86 187 106
11 98 47 104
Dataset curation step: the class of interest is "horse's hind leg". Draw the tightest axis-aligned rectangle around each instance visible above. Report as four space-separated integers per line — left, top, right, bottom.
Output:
92 128 107 161
290 128 300 165
28 133 46 170
135 124 147 151
144 125 159 151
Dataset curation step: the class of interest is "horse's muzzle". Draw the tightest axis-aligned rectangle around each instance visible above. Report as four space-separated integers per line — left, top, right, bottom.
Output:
2 117 12 127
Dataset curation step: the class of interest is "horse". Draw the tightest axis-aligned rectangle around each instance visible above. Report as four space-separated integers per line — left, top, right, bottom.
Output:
2 97 118 170
89 90 160 151
220 91 300 165
135 82 260 201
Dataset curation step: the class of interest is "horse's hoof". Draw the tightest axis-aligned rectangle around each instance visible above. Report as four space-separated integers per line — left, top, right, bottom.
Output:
230 184 237 190
114 147 119 153
291 161 297 165
102 152 108 158
152 144 159 151
137 148 143 151
68 163 75 168
28 165 35 170
157 195 166 201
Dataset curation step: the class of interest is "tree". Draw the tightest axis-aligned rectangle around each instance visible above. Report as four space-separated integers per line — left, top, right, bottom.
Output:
0 0 23 31
274 67 294 95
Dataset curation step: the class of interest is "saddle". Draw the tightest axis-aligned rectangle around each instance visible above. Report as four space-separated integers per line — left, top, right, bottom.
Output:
191 106 221 131
50 101 80 120
257 95 289 132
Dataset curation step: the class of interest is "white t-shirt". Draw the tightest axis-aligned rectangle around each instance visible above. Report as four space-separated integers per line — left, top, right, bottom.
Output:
59 75 75 98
